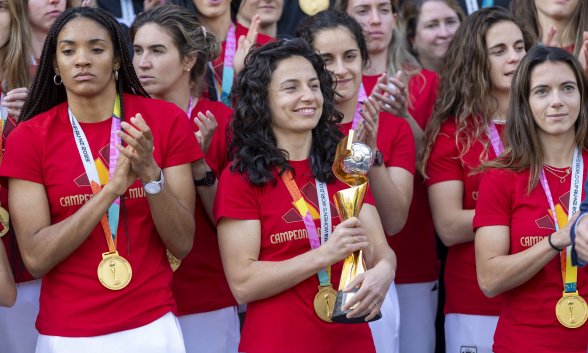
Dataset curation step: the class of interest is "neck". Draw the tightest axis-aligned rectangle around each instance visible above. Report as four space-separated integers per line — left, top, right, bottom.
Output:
538 13 574 47
338 94 359 124
491 90 510 122
419 56 441 74
203 12 232 41
541 133 577 168
365 50 388 75
275 131 313 161
153 83 193 114
30 28 47 61
237 15 277 38
67 84 117 123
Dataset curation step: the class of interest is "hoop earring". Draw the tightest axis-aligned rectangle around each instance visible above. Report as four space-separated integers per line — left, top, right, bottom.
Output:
114 70 119 81
53 74 62 85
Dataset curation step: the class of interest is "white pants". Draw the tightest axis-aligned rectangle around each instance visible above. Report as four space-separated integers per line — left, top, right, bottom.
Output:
445 313 498 353
179 306 240 353
0 279 41 353
369 281 400 353
396 281 438 353
36 312 185 353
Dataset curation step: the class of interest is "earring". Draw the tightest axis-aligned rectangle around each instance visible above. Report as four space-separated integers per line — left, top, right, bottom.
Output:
114 70 119 81
53 74 62 85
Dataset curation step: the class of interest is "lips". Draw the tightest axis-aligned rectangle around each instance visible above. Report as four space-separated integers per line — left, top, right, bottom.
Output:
294 107 317 115
73 72 95 80
46 10 62 17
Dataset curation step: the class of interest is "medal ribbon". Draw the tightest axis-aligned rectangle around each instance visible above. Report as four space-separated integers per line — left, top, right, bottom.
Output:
186 96 194 118
539 148 583 294
69 96 122 253
281 170 332 286
352 84 368 130
0 91 8 163
220 24 236 107
486 121 504 157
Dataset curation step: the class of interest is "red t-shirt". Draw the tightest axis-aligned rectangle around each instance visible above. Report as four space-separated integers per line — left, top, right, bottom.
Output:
214 159 376 353
0 94 202 336
203 22 274 101
426 117 504 315
473 158 588 353
363 70 440 283
173 98 237 315
0 86 34 283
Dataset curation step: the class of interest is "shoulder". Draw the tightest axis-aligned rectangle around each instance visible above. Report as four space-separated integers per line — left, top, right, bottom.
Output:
409 69 439 93
193 98 234 122
16 102 67 135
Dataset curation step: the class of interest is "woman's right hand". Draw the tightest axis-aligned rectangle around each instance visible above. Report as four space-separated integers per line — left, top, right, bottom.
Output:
106 154 137 197
318 217 368 265
1 87 29 119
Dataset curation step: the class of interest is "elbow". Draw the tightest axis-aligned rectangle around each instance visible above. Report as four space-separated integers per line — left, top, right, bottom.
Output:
229 282 253 305
477 273 501 298
0 287 17 308
436 228 458 247
22 254 49 279
383 218 406 236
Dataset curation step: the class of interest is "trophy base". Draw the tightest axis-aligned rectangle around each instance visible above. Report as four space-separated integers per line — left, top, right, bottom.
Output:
331 288 383 324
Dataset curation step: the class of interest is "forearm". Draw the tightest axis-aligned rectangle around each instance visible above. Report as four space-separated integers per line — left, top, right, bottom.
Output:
146 176 195 259
0 243 16 307
368 165 412 235
477 237 558 297
227 248 330 304
193 159 217 222
434 209 475 246
14 184 118 278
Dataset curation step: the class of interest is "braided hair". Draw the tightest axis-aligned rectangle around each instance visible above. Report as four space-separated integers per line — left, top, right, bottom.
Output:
19 7 148 122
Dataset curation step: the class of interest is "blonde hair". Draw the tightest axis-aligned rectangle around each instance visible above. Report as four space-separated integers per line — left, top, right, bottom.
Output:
2 0 33 91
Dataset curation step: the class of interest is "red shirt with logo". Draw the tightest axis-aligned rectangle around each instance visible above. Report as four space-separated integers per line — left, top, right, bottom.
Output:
474 157 588 353
214 159 376 353
0 94 202 336
363 70 440 283
173 98 237 314
426 117 503 315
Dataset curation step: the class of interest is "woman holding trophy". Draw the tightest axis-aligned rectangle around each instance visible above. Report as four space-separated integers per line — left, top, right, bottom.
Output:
214 38 396 352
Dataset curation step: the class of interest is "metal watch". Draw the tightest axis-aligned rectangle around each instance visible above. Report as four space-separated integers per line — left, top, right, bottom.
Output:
373 150 384 167
142 169 165 195
194 170 217 187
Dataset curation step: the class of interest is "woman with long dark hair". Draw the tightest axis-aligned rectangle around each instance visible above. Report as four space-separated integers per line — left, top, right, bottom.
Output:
215 38 395 353
0 7 201 352
474 45 588 353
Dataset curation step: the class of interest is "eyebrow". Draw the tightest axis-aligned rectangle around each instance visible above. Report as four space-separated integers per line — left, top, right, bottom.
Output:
488 39 524 50
58 38 108 45
279 77 319 85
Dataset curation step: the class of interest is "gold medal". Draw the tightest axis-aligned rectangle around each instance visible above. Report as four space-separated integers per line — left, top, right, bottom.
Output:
299 0 329 16
313 285 337 322
0 206 9 238
97 251 132 290
167 249 181 272
555 292 588 328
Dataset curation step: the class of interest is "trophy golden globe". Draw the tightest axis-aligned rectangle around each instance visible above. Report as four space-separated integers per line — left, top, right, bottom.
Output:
331 130 382 323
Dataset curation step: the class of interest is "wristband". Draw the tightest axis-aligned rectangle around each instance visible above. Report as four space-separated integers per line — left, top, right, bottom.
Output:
571 212 588 266
548 233 563 252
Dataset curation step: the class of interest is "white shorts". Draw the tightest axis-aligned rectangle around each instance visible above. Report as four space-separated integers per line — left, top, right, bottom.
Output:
369 281 400 353
36 311 185 353
396 281 438 353
179 306 240 353
0 279 41 353
445 313 498 353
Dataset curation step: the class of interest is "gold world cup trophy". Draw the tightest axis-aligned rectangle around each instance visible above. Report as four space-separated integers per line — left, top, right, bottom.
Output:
331 130 382 323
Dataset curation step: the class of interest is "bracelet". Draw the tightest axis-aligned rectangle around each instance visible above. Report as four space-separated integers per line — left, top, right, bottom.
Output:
548 233 563 252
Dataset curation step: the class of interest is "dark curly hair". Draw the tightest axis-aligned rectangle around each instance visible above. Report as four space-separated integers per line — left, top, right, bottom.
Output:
295 10 370 69
229 38 344 186
19 6 148 122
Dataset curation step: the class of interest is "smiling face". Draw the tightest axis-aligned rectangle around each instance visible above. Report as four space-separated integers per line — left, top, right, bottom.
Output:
346 0 395 55
54 16 119 99
132 23 193 99
412 0 460 66
486 21 526 95
27 0 65 33
268 56 324 138
529 61 580 141
312 26 363 106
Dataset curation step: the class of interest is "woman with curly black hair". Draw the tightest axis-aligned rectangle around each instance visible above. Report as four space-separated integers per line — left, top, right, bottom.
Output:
214 38 396 353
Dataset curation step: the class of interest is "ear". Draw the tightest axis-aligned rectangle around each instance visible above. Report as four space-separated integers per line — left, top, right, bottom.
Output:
53 59 60 76
183 53 197 73
113 56 121 71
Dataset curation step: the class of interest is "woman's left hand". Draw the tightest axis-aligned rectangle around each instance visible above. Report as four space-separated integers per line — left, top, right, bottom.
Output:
355 96 379 150
116 113 160 182
341 261 394 321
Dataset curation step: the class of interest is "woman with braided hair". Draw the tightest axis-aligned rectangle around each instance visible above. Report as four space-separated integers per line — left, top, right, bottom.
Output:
0 6 202 352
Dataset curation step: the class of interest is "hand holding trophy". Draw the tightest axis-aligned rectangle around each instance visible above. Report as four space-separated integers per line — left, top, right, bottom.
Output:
330 130 382 323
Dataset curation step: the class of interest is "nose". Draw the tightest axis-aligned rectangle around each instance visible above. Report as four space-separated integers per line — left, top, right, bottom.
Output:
300 84 316 102
368 8 381 25
332 57 347 78
550 91 564 108
507 47 523 64
137 52 151 69
75 49 91 67
438 23 451 38
48 0 61 4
